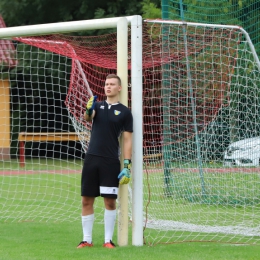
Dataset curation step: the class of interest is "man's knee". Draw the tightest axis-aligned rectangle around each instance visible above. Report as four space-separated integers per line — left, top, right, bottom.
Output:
104 197 116 210
82 196 95 208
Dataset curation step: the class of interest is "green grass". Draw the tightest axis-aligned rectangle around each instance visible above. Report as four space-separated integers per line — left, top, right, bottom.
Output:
1 221 260 260
142 168 260 230
1 158 260 258
0 158 83 171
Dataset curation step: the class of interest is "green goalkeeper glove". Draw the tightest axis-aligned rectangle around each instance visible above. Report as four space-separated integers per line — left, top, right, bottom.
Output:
86 96 97 116
118 159 131 185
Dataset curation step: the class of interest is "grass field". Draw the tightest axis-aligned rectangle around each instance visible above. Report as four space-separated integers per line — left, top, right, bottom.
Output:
1 221 260 260
1 159 260 259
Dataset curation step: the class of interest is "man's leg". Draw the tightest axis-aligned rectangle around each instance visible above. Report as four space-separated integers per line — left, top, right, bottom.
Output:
103 197 117 246
77 196 95 247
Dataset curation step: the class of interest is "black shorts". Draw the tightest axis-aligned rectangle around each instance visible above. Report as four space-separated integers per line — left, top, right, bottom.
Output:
81 154 120 198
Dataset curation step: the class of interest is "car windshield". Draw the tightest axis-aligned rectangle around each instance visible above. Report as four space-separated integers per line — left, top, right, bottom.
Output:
229 143 260 151
229 146 240 151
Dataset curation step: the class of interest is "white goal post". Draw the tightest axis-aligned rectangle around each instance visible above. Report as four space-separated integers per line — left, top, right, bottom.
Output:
0 15 143 246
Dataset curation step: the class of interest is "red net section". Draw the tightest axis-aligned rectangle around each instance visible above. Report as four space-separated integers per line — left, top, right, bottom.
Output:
16 34 118 132
15 22 239 153
0 16 18 68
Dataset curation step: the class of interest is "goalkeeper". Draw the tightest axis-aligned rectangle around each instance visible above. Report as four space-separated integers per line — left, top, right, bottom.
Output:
77 74 133 249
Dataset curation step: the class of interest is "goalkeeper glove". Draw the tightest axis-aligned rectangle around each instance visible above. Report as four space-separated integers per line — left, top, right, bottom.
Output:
118 159 131 185
86 96 97 116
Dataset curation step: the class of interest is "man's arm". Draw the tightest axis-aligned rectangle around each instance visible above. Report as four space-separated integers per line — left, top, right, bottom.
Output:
118 131 132 185
84 96 97 122
123 131 132 159
84 110 95 122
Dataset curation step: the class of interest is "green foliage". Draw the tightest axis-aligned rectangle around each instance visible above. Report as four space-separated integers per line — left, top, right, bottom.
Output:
0 0 137 26
0 0 163 28
167 0 260 55
0 0 163 44
142 0 162 19
168 0 241 24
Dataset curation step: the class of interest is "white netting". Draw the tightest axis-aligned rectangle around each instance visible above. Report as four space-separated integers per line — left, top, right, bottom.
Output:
0 20 260 245
140 21 260 245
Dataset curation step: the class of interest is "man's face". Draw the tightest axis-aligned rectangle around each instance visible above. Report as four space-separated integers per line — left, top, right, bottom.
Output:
104 78 122 97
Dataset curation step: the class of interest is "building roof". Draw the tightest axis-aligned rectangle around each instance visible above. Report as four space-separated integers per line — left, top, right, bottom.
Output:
0 16 18 67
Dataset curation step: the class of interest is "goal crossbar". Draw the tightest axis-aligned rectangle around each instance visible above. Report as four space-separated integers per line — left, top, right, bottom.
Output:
0 16 136 38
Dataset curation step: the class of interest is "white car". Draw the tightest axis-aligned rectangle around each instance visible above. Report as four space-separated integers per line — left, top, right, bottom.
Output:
223 137 260 167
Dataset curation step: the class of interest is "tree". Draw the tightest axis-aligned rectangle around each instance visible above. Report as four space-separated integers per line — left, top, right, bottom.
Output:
142 0 161 19
0 0 161 27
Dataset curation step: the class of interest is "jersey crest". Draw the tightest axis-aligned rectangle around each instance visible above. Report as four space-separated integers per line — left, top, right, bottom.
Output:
114 110 121 115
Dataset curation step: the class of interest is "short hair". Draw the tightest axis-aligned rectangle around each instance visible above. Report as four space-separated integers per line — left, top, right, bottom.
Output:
106 74 121 86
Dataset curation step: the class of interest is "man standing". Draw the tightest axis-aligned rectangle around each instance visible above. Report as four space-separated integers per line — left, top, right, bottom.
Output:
77 74 133 249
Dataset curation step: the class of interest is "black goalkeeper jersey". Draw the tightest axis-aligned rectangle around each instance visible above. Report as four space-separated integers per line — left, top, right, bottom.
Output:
87 101 133 159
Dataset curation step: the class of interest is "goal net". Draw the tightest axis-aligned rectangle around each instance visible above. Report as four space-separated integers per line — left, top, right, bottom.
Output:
140 20 260 245
0 18 260 245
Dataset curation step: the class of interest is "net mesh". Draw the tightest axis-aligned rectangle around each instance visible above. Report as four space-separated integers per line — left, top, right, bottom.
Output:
165 0 260 56
141 21 260 244
0 20 260 245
